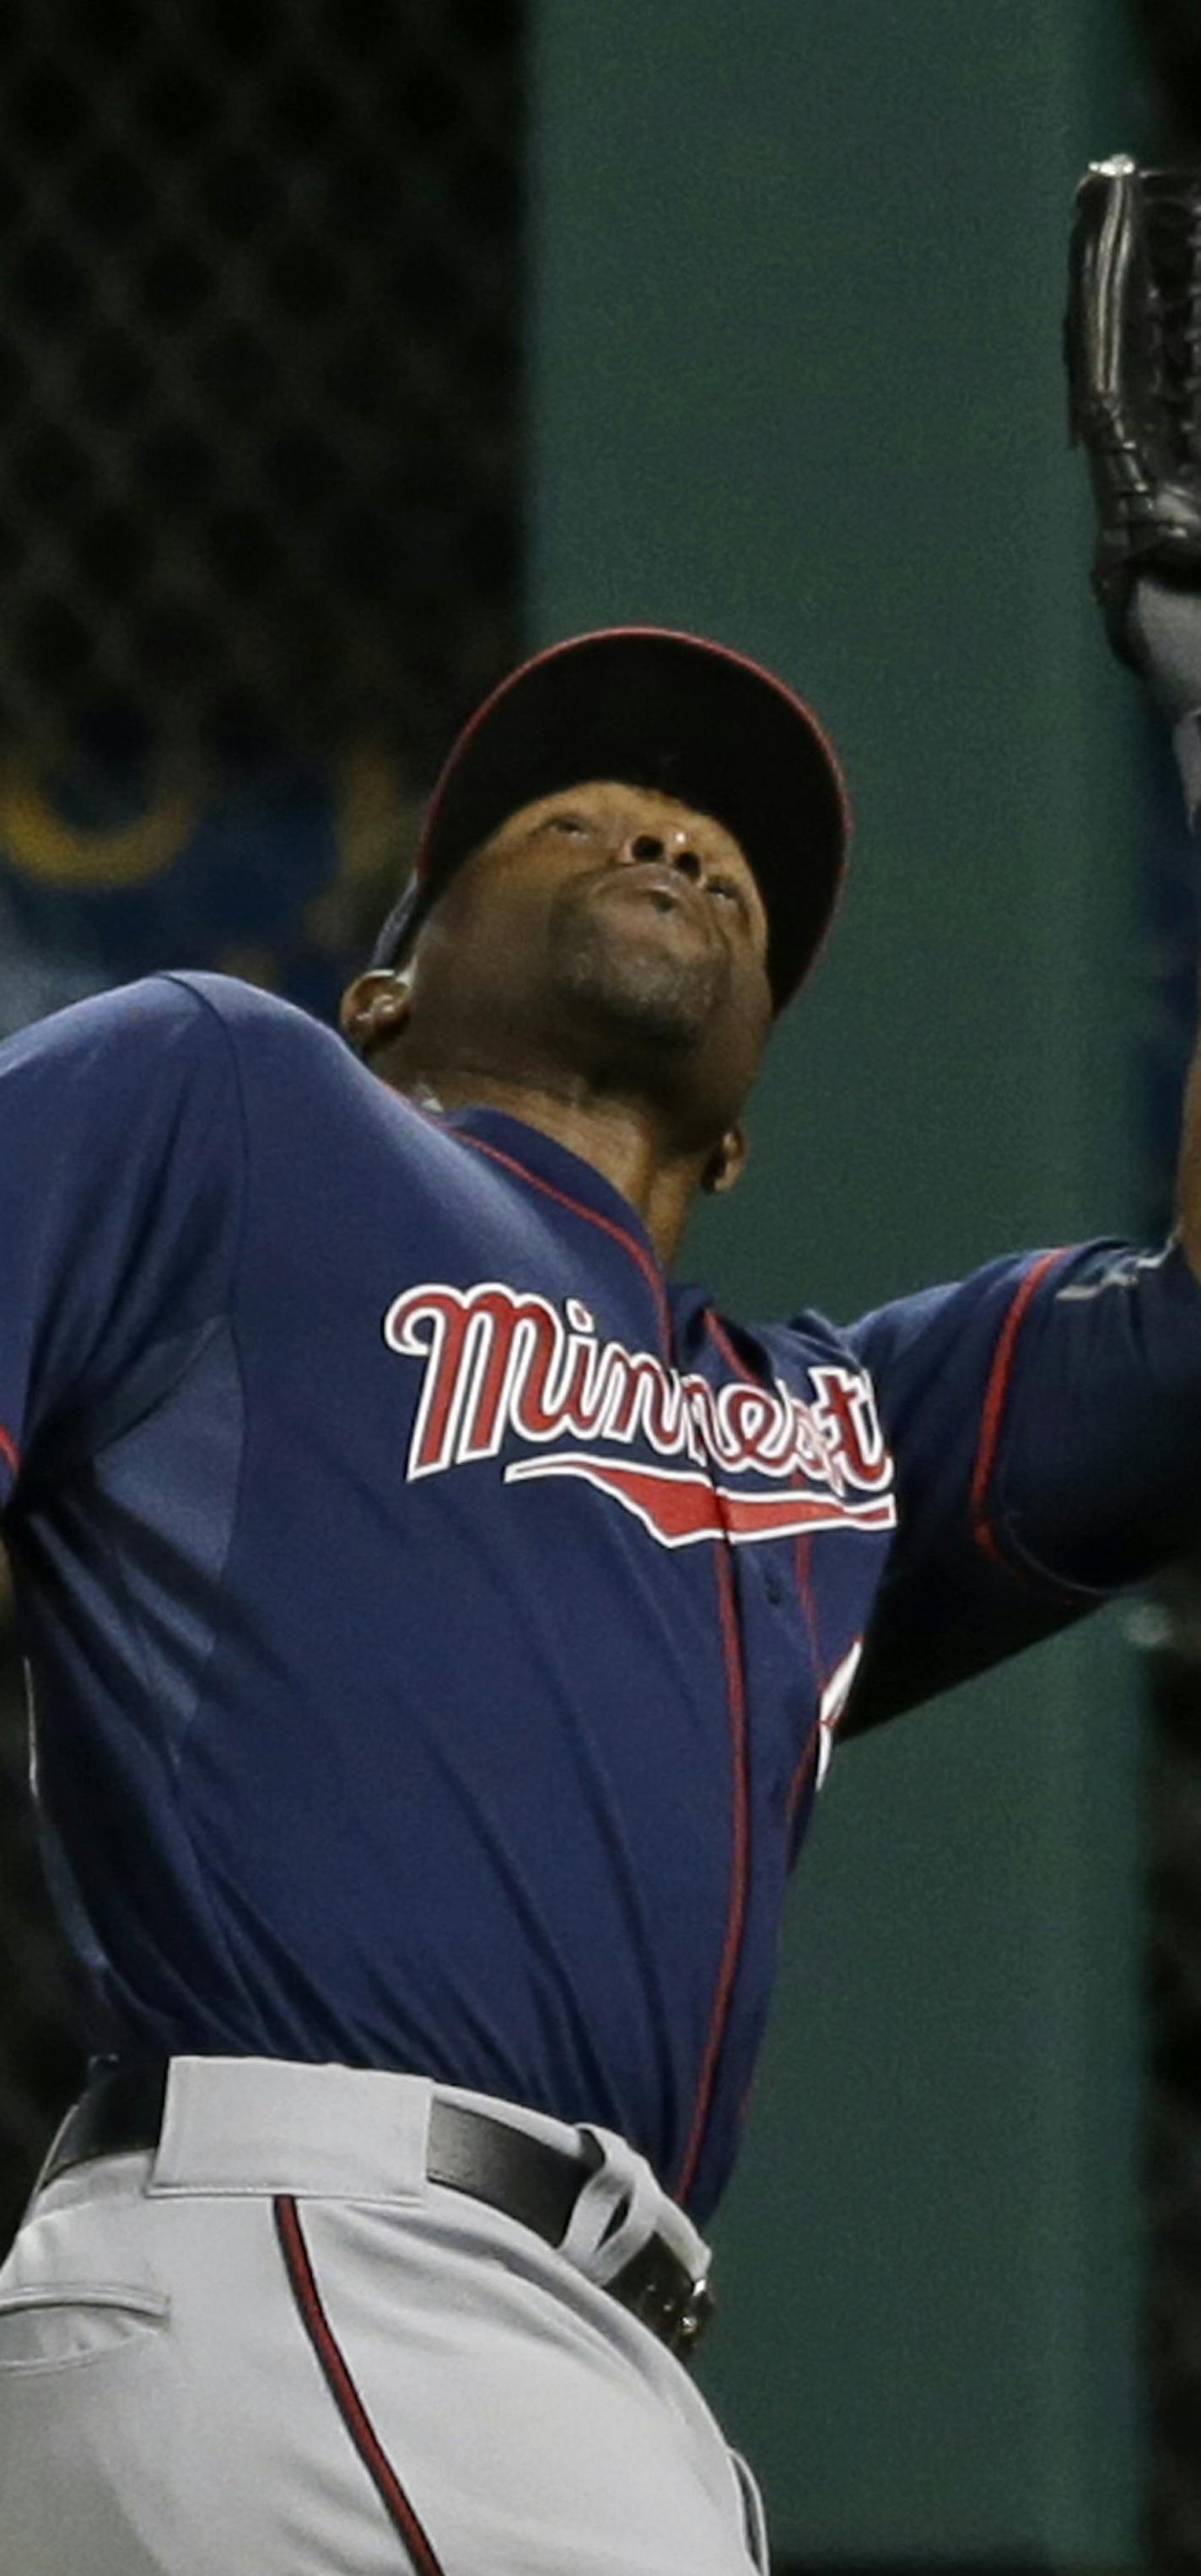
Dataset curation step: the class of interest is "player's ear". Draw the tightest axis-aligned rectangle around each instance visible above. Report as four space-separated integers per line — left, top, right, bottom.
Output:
339 969 414 1057
701 1124 750 1197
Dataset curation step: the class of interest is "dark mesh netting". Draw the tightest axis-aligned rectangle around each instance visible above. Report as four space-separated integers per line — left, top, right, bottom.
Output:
0 0 523 774
0 0 525 2247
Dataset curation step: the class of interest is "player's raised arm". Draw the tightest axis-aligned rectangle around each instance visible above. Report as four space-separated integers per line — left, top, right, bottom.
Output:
840 1233 1201 1734
0 976 240 1515
843 174 1201 1737
1066 158 1201 1286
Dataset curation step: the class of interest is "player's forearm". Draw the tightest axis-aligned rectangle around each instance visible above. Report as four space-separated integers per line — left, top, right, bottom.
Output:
1117 583 1201 1280
1128 585 1201 1278
1129 581 1201 836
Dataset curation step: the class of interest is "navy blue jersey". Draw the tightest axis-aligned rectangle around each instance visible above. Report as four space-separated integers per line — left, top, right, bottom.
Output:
3 975 1200 2219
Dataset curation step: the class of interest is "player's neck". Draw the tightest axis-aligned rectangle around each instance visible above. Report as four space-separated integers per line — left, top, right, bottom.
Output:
399 1067 701 1263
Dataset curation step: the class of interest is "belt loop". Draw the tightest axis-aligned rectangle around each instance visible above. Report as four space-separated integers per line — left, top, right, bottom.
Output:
557 2126 665 2288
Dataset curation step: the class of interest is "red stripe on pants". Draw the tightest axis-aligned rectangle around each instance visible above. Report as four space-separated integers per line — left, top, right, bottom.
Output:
273 2194 446 2575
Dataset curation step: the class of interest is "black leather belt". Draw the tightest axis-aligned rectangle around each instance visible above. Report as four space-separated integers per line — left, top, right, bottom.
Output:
37 2062 714 2358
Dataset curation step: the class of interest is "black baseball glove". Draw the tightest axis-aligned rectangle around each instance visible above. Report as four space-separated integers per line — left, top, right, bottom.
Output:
1067 155 1201 825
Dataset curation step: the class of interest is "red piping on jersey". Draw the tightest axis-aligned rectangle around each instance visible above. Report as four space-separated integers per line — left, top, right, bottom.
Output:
709 1320 826 1831
453 1131 671 1348
788 1532 823 1826
705 1311 752 1383
668 1306 762 2205
970 1249 1066 1566
0 1424 19 1482
794 1531 819 1659
786 1731 821 1829
273 2197 446 2576
676 1545 751 2208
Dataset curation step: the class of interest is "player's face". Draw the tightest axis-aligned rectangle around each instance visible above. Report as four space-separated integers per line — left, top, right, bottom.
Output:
399 781 774 1144
478 782 770 970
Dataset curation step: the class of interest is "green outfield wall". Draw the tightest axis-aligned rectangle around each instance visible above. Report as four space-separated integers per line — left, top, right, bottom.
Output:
531 3 1153 2562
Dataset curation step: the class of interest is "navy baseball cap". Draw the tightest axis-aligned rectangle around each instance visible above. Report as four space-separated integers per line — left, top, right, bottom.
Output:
368 625 853 1012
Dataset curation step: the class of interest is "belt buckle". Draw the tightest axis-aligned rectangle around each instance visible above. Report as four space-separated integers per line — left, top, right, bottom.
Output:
670 2273 715 2355
608 2240 716 2355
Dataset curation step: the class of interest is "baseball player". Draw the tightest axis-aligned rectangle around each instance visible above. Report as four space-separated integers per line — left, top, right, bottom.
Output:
0 162 1199 2576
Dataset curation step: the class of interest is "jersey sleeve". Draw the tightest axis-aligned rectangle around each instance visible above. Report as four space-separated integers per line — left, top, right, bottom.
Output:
0 974 242 1514
835 1234 1201 1732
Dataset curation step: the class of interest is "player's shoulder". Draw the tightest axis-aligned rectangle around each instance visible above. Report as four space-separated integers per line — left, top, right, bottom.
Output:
0 967 229 1079
162 970 339 1058
163 971 387 1150
0 971 347 1111
0 967 312 1053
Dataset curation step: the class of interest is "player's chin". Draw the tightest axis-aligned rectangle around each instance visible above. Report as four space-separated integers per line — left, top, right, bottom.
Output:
553 916 729 1053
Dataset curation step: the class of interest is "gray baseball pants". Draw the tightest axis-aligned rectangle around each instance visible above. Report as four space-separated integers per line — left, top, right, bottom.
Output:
0 2058 768 2573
